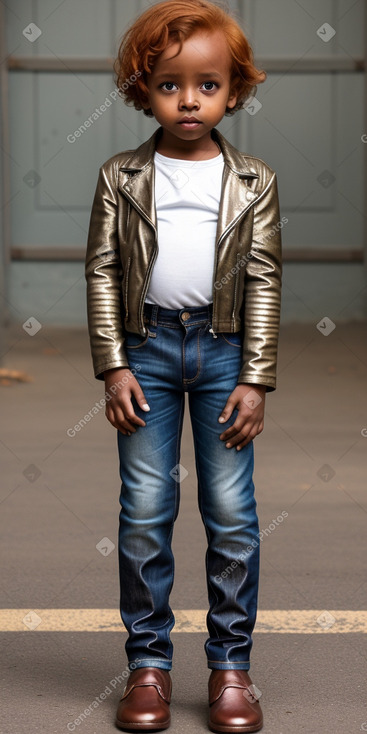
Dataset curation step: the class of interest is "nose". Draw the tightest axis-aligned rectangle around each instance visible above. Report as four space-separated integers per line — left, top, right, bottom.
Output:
178 87 199 110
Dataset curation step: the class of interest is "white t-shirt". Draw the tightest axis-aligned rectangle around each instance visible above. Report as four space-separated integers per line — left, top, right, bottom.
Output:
144 149 225 308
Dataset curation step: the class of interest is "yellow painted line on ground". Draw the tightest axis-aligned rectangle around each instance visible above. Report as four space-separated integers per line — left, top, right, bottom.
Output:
0 609 366 633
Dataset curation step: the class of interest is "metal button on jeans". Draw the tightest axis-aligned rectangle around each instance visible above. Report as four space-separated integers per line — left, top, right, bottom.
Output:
181 311 191 321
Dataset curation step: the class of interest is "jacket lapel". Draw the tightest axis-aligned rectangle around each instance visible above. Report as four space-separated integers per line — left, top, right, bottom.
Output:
118 129 161 231
117 126 259 244
211 128 259 245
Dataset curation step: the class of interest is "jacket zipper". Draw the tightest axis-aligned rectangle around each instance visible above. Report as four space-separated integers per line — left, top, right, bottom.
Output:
124 256 131 321
140 237 158 334
121 187 158 335
231 252 241 323
210 200 255 338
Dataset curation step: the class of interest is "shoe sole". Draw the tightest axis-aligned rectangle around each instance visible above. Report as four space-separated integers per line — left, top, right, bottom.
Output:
115 717 171 731
208 719 263 733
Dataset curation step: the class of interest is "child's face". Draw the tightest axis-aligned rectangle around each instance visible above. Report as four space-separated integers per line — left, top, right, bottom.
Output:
144 29 237 147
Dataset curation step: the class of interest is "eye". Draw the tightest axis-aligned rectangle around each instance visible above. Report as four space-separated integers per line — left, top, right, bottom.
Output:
201 81 218 91
159 82 178 92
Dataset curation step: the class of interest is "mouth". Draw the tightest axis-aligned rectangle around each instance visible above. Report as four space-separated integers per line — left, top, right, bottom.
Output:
178 118 202 128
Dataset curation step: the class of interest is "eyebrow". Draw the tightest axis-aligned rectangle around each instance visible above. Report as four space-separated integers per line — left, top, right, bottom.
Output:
154 71 223 80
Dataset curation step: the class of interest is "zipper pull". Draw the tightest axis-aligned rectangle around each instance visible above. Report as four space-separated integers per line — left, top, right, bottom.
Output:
209 327 218 338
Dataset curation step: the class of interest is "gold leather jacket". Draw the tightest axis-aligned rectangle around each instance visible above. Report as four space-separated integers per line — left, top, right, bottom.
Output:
85 126 282 390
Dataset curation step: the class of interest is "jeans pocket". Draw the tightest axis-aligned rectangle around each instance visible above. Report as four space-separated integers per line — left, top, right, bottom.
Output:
219 331 242 348
124 330 151 349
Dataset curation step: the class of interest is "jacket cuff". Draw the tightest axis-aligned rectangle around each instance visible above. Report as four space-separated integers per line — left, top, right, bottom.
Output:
237 373 276 392
94 359 131 381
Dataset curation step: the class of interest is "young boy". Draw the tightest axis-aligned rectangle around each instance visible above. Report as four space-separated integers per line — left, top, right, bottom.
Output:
85 1 282 731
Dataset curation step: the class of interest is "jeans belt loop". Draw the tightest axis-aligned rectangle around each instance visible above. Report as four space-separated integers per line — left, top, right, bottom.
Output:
151 304 158 326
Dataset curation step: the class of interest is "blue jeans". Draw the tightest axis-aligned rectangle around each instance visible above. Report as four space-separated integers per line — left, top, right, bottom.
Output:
117 302 260 672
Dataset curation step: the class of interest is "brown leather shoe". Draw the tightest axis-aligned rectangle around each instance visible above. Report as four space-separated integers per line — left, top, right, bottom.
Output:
208 670 263 732
115 667 171 731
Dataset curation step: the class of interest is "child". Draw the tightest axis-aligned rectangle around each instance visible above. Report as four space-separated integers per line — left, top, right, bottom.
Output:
85 1 282 731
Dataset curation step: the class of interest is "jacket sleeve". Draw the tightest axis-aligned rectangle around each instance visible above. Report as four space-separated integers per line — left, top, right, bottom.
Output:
85 163 130 380
237 171 282 392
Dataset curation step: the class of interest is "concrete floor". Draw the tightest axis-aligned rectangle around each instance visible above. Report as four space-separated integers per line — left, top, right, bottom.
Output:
1 321 367 734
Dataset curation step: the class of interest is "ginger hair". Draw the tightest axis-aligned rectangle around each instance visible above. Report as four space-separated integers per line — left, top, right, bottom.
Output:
113 0 266 116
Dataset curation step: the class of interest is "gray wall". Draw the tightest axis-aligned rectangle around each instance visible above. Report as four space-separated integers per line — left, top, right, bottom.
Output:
2 0 366 325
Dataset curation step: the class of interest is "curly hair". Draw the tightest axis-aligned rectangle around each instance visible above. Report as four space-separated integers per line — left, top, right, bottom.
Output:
113 0 266 117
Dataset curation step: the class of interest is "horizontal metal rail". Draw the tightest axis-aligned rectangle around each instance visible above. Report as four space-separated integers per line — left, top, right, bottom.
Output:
7 56 365 73
10 247 364 263
5 54 366 266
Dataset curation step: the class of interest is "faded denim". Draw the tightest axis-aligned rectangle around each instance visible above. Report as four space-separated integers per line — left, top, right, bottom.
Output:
117 301 260 671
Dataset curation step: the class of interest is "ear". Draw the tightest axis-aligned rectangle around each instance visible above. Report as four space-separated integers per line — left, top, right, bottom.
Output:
141 73 153 110
141 91 151 111
226 89 238 109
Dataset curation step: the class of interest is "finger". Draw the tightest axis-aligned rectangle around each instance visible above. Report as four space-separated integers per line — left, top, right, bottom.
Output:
106 405 139 433
122 406 147 428
119 396 148 427
227 434 250 449
222 421 252 447
219 415 244 441
227 425 260 449
119 427 132 436
106 413 130 434
221 406 264 439
132 387 151 413
218 398 237 425
236 430 256 449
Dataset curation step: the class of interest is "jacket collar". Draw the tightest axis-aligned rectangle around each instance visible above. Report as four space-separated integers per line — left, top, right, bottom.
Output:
118 126 259 236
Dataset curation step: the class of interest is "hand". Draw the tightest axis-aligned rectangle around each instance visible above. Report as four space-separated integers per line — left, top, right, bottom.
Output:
104 367 150 435
218 383 266 450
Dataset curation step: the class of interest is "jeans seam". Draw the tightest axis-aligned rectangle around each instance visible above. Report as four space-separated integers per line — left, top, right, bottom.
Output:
219 333 242 347
182 318 211 326
130 658 173 664
183 328 203 385
156 322 181 330
173 394 185 522
190 416 221 650
207 659 250 664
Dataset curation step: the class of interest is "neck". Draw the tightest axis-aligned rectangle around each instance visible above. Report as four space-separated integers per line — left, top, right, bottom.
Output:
155 128 221 160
